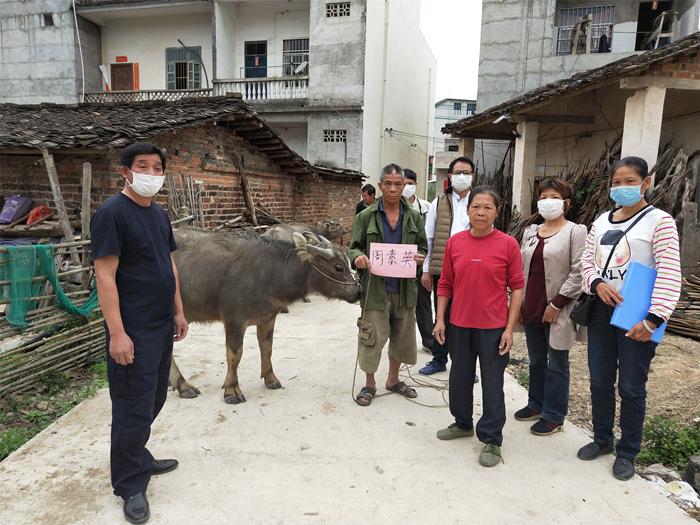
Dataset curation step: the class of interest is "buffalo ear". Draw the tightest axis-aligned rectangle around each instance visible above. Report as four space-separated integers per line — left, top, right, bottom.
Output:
301 231 321 246
292 232 313 262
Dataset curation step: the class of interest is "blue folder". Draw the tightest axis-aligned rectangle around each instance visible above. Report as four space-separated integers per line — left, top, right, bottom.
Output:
611 261 667 343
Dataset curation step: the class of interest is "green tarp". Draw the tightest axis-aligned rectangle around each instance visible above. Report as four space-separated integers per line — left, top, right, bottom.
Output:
0 244 98 328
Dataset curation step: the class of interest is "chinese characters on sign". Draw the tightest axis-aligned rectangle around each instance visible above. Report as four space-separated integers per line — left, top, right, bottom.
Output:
369 243 418 278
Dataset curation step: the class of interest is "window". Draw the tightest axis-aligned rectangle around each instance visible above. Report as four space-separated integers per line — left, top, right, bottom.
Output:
283 38 310 76
326 2 351 17
466 102 476 115
42 13 54 27
165 47 202 90
555 5 615 55
453 102 462 112
244 41 268 78
448 145 459 152
324 130 347 143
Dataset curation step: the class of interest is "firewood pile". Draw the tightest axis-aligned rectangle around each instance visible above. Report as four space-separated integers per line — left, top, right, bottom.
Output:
667 275 700 341
213 202 281 232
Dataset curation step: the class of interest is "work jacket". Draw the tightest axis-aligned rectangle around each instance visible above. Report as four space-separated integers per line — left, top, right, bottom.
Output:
348 197 428 311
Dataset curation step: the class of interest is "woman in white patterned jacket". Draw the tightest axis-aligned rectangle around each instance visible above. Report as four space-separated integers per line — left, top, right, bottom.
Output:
577 156 681 481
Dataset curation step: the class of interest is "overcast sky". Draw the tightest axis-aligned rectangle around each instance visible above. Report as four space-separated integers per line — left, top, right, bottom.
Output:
419 0 482 102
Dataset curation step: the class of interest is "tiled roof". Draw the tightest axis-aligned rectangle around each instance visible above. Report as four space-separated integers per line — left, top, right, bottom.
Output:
0 95 363 181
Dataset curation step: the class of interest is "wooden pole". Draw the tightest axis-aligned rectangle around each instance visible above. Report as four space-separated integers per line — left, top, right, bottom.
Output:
234 154 258 226
81 162 92 288
41 149 81 265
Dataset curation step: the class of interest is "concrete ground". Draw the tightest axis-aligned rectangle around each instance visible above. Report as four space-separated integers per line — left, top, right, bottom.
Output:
0 299 695 525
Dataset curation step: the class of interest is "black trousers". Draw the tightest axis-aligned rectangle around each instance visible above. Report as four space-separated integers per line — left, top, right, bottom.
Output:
106 320 174 499
415 269 434 350
448 324 507 446
431 276 450 365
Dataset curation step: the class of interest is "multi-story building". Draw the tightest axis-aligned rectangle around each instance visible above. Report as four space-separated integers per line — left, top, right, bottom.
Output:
0 0 437 188
431 97 476 190
472 0 700 174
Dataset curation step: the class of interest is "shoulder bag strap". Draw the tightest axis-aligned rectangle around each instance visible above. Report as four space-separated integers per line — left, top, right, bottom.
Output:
599 206 654 275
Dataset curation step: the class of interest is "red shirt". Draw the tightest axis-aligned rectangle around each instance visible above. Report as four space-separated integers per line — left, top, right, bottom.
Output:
437 229 525 329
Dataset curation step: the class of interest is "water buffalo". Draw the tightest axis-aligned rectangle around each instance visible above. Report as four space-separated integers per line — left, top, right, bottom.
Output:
170 228 362 404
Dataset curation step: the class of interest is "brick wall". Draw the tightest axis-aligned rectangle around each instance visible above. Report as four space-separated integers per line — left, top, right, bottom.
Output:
647 52 700 80
0 124 361 235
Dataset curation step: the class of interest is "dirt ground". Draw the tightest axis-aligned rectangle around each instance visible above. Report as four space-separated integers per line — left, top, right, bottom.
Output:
508 331 700 430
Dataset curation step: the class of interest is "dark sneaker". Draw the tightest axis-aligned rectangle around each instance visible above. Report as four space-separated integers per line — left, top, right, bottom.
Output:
514 406 541 421
577 441 614 461
479 444 503 467
419 360 447 375
613 457 635 480
530 419 563 436
437 423 474 440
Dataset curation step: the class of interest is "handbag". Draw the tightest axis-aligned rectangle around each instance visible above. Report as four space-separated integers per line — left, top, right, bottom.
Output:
570 206 654 326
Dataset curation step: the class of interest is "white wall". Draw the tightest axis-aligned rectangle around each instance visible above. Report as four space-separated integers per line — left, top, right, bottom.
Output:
215 0 310 80
100 13 213 90
362 0 436 196
272 123 308 158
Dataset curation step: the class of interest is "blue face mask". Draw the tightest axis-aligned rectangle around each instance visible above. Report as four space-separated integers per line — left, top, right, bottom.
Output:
610 185 642 207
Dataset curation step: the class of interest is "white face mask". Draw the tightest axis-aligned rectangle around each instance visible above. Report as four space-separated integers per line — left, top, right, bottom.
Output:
451 174 472 192
128 171 165 197
537 198 565 220
402 184 417 199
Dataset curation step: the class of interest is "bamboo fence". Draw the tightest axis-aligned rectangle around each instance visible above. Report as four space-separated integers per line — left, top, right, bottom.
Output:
0 241 104 397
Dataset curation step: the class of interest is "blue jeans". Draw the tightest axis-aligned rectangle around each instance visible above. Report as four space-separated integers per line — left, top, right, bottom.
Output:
587 298 656 460
523 323 569 424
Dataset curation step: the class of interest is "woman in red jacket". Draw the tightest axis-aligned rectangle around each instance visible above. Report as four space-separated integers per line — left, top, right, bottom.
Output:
433 187 525 467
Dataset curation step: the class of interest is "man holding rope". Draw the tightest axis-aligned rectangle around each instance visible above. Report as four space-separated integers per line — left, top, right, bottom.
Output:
349 164 428 407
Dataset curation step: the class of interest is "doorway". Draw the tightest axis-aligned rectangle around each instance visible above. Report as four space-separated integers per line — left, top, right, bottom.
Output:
110 63 134 91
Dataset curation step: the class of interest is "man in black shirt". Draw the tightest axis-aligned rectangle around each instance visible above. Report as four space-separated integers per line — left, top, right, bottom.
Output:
355 183 376 215
91 142 188 524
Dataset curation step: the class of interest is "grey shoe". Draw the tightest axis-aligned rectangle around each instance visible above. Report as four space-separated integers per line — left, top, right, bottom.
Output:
437 423 474 440
479 444 503 467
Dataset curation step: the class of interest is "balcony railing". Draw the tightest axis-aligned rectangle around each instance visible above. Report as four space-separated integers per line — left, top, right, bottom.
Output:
214 76 308 101
83 88 213 103
83 76 309 104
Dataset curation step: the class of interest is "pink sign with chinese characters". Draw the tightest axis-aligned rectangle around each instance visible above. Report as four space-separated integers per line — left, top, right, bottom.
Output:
368 242 418 278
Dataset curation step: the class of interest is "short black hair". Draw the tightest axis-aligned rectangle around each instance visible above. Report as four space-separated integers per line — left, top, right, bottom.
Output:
609 156 648 181
448 156 475 174
467 185 502 209
361 184 376 196
403 168 417 182
380 163 404 181
120 142 167 170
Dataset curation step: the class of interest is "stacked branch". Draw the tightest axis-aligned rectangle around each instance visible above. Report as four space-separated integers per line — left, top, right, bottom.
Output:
0 241 103 397
667 275 700 341
166 174 205 228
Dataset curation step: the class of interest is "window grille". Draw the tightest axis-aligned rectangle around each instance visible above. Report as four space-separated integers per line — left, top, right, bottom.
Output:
323 130 347 143
555 5 615 55
326 2 351 17
283 38 310 76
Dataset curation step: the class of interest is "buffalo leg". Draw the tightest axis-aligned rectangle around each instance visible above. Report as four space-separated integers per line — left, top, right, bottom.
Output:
223 322 246 404
257 317 281 389
169 357 201 399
